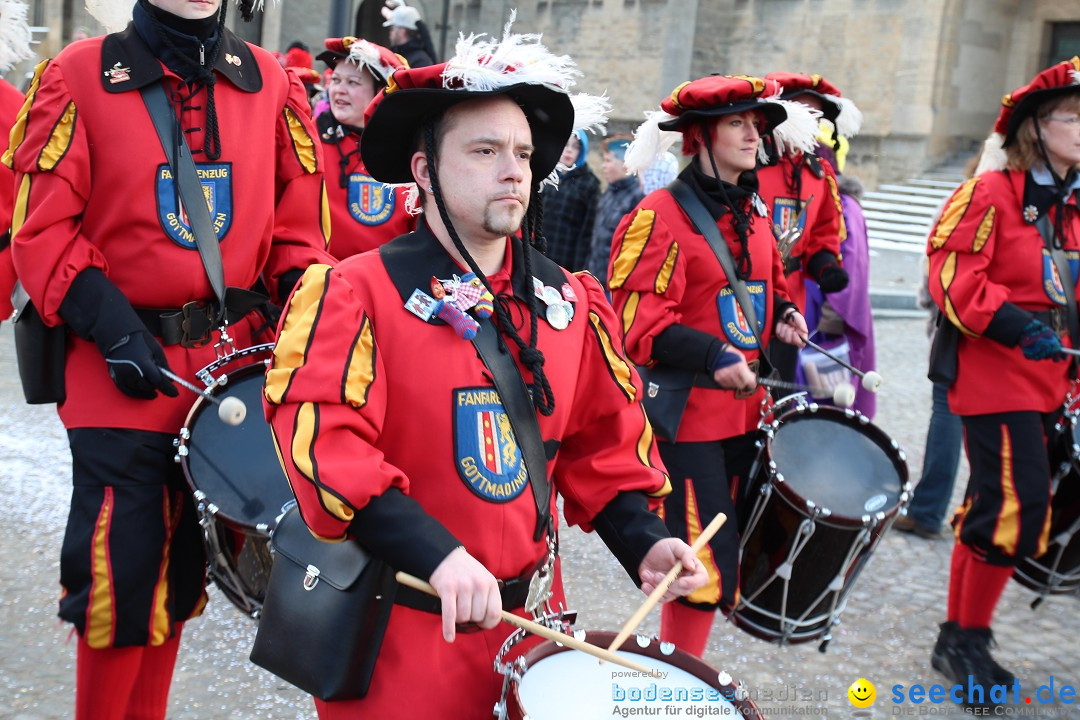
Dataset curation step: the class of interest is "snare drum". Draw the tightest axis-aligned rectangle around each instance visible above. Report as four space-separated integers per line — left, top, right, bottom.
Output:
1013 471 1080 598
734 398 909 646
500 630 762 720
175 345 294 618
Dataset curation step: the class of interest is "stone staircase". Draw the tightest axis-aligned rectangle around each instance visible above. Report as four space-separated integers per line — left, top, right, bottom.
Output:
861 168 965 316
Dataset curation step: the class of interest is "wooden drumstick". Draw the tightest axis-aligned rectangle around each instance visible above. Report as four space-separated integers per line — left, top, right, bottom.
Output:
394 571 661 677
604 512 728 658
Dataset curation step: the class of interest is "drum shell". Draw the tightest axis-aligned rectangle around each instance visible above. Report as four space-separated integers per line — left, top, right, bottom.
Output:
506 630 762 720
733 404 908 644
177 351 293 616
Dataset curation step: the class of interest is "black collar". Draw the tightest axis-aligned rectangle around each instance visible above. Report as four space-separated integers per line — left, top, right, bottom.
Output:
100 23 262 94
1023 167 1080 224
316 112 362 144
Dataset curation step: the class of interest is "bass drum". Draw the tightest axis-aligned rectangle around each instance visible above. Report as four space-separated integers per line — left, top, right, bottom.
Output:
734 399 909 646
176 345 294 618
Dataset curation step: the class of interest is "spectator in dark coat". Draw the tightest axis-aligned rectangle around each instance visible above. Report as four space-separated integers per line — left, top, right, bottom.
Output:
543 130 600 270
382 3 436 67
586 136 644 285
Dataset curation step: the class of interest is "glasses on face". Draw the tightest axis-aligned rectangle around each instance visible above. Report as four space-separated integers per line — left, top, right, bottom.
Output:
1043 114 1080 127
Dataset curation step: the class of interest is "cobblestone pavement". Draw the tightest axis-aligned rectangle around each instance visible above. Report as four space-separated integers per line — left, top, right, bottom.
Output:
1 318 1077 719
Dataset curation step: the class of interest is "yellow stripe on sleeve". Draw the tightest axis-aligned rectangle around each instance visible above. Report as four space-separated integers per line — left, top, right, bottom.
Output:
11 174 30 238
930 177 979 250
344 315 376 408
589 310 636 402
939 251 977 338
609 209 656 290
655 243 678 293
285 106 318 174
292 401 356 525
972 206 996 253
320 180 331 246
2 59 47 169
620 290 641 340
37 101 76 172
265 264 332 405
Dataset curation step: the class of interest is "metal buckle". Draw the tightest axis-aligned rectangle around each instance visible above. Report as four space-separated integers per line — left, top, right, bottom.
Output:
179 300 215 348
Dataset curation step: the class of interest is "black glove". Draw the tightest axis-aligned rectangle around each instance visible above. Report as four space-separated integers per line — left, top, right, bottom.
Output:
817 263 849 293
60 268 178 399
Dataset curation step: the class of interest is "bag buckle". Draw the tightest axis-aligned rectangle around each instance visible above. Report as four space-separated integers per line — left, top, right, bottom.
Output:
647 381 660 398
180 301 215 348
303 564 320 591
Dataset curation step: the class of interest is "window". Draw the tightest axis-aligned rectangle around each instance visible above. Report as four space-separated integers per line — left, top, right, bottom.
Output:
1047 22 1080 66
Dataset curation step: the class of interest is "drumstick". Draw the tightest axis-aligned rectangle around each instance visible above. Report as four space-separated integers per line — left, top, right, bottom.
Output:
394 571 661 677
797 336 884 393
159 367 247 425
604 512 728 658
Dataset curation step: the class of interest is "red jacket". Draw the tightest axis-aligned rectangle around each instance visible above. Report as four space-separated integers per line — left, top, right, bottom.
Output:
265 224 670 575
316 114 415 260
756 152 845 310
5 28 332 430
608 183 792 442
927 170 1079 415
0 78 26 319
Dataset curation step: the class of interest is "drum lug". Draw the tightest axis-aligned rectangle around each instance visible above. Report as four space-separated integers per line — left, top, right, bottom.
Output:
179 427 190 440
177 445 188 458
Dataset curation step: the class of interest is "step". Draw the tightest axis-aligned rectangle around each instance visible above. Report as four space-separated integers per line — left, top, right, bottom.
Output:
867 229 928 246
862 192 944 207
877 184 955 198
867 237 928 254
862 208 934 225
869 287 919 311
865 218 931 237
907 178 962 190
861 199 941 217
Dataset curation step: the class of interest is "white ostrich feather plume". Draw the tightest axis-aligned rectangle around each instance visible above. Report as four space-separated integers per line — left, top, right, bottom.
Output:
624 109 682 176
975 132 1007 175
830 94 862 138
84 0 131 34
348 38 397 83
770 98 822 158
0 0 33 72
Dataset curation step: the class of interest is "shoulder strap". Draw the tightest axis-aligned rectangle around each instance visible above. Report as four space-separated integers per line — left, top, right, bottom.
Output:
1035 214 1079 357
379 232 552 541
666 178 769 354
140 82 227 318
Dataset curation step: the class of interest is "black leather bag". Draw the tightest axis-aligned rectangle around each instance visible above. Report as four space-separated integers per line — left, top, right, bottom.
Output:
250 506 397 701
927 312 959 385
11 282 67 405
637 364 697 442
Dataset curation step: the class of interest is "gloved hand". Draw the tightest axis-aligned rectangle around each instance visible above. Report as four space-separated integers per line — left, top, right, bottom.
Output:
1018 318 1063 361
817 263 849 293
104 330 179 399
59 268 179 399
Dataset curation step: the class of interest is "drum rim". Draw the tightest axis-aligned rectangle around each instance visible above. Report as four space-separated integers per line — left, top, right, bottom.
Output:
763 404 908 527
177 357 283 531
510 630 762 720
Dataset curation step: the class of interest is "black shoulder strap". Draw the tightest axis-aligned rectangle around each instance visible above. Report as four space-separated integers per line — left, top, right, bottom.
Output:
140 82 227 318
1035 214 1079 360
380 231 552 541
666 178 769 355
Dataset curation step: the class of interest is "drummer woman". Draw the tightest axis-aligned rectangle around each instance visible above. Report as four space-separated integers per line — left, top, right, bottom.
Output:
316 37 416 259
926 57 1080 705
607 75 818 656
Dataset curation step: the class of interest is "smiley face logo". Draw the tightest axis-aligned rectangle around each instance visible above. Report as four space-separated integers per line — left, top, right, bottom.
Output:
848 678 876 708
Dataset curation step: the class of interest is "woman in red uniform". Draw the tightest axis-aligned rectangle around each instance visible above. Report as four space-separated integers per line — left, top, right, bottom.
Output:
316 36 415 259
926 57 1080 707
610 75 817 656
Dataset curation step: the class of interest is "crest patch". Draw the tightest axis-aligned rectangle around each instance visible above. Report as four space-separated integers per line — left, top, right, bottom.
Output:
771 196 807 241
453 387 528 503
348 173 396 225
1042 248 1080 305
155 163 233 248
717 281 767 349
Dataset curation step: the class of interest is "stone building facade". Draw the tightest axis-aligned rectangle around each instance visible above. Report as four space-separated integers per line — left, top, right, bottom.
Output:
11 0 1080 187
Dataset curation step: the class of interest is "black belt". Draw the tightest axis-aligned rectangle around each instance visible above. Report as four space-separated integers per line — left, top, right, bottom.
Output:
1033 308 1067 334
135 289 267 347
394 567 540 616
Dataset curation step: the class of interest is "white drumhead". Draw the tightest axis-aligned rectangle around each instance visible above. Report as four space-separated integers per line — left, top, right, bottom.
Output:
517 649 740 719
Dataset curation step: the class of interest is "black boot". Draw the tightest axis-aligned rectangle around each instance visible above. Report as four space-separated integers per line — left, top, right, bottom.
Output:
966 627 1015 686
934 626 1010 711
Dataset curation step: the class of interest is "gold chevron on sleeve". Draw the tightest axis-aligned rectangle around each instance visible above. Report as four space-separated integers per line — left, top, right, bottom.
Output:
930 177 979 250
285 106 319 174
589 310 636 402
609 209 656 290
344 315 376 408
265 264 332 405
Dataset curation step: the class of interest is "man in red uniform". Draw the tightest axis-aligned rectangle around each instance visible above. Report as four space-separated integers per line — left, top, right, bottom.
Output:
3 0 332 716
315 36 416 259
757 73 857 382
611 75 816 656
264 24 708 719
927 58 1080 709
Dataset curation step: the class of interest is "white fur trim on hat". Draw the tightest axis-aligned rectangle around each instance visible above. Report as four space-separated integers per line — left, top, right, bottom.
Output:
769 98 822 158
0 0 33 72
974 132 1007 175
624 109 682 176
347 39 398 83
829 94 862 138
